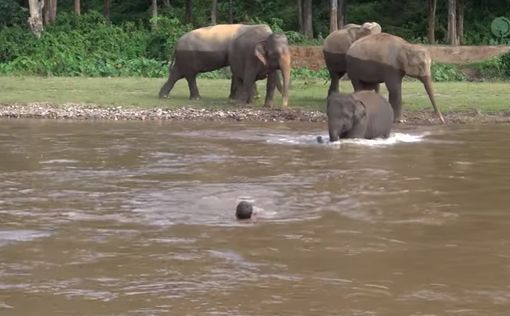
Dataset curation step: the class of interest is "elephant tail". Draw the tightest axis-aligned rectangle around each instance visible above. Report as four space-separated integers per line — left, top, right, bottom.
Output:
168 57 176 70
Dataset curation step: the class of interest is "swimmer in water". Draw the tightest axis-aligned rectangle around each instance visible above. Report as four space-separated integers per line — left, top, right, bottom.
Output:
236 201 254 220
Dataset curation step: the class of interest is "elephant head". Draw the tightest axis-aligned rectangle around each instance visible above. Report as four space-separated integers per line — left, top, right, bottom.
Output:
327 92 366 142
399 44 445 123
254 33 291 107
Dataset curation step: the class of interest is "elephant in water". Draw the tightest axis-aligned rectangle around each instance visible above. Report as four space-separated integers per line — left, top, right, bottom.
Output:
158 24 271 100
228 29 291 107
327 91 394 141
346 32 445 124
322 22 382 96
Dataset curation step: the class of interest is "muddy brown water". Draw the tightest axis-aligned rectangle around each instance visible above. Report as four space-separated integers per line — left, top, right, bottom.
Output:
0 119 509 315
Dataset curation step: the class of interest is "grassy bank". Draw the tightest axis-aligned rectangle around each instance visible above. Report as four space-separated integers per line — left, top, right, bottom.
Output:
0 76 509 114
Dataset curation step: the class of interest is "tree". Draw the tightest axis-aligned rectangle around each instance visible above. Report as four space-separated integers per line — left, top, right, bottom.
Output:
211 0 217 25
297 0 303 33
447 0 458 45
330 0 338 33
104 0 110 20
185 0 192 24
337 0 345 29
151 0 158 30
427 0 436 43
229 0 233 23
74 0 80 15
302 0 313 38
457 0 464 44
28 0 44 38
43 0 57 24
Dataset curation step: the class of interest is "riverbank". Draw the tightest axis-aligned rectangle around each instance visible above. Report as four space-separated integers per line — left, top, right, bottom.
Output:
1 77 509 124
2 103 509 125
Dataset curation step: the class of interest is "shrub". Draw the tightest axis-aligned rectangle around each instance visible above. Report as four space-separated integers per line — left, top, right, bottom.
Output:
431 63 466 82
0 11 190 77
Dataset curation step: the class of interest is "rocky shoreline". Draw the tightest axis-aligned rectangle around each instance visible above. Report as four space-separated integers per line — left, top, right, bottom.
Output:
1 103 509 124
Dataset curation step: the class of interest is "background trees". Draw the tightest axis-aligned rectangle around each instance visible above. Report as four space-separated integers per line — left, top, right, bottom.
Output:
17 0 510 44
7 0 510 79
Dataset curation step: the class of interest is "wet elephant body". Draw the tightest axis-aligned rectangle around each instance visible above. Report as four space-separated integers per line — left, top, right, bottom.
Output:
229 28 291 107
158 24 271 100
346 32 445 123
322 22 381 96
327 91 394 141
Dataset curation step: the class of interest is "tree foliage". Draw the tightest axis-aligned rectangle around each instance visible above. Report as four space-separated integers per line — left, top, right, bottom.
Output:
3 0 510 79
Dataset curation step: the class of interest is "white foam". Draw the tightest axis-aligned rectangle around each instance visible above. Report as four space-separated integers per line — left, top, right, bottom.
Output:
267 132 428 147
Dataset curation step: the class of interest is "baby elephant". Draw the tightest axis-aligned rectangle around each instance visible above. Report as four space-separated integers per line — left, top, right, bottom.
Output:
327 91 394 141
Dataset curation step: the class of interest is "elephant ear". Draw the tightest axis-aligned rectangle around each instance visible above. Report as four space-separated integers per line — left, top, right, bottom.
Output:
255 42 267 66
353 99 367 123
347 26 362 41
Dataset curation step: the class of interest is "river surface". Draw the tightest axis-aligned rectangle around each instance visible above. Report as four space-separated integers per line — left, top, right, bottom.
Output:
0 119 509 315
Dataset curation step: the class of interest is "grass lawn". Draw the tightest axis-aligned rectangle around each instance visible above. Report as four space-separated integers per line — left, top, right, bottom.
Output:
0 76 509 113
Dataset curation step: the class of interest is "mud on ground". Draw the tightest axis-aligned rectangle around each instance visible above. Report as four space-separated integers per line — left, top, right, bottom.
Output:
290 45 510 70
1 103 509 125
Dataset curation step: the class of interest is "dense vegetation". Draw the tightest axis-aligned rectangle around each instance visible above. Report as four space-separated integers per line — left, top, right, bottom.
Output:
1 0 510 80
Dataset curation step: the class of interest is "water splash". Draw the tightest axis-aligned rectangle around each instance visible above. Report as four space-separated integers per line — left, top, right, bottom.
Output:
267 132 428 147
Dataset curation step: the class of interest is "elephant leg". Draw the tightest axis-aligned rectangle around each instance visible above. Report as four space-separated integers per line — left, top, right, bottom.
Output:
159 66 184 98
239 71 257 106
328 71 343 96
228 79 236 100
385 79 403 123
264 72 277 108
251 84 259 100
375 83 380 94
185 74 200 100
350 78 364 92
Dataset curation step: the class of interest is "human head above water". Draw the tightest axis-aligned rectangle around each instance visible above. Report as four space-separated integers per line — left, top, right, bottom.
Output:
236 201 253 220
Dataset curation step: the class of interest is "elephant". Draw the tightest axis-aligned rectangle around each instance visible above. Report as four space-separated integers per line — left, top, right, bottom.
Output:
323 22 382 96
346 32 446 124
228 29 291 107
158 24 271 100
327 91 394 141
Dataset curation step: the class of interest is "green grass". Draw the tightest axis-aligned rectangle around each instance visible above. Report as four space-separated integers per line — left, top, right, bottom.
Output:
0 76 509 113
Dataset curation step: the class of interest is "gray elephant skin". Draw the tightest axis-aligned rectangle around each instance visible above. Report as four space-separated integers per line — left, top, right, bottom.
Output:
346 32 445 124
323 22 381 96
228 28 291 107
158 24 271 100
327 91 394 141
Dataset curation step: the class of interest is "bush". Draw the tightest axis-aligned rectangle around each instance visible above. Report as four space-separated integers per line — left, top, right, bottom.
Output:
0 12 190 77
431 63 466 82
0 0 27 27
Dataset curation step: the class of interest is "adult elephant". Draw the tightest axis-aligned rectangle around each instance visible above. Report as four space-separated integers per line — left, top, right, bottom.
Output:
323 22 382 96
327 91 394 141
346 33 445 124
229 28 291 107
158 24 271 100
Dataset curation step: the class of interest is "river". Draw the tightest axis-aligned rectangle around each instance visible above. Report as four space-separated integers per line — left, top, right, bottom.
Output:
1 119 509 315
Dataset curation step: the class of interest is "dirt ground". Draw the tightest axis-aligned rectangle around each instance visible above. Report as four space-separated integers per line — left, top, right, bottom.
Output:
1 103 509 125
290 45 510 70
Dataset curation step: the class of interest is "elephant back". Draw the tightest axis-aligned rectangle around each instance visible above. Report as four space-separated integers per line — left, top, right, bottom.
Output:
176 24 271 52
323 29 356 54
347 32 407 67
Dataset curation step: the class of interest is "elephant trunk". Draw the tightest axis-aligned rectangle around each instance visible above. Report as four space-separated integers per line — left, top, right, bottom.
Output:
328 121 340 142
420 75 446 124
279 52 291 107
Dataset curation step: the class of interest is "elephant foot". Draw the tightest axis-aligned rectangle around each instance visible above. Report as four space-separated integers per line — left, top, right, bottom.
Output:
263 102 273 108
189 95 201 101
394 119 407 124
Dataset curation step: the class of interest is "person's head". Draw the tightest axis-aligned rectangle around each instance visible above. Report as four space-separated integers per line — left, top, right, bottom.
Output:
236 201 253 220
